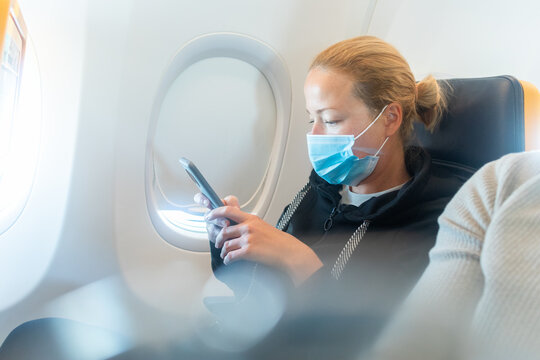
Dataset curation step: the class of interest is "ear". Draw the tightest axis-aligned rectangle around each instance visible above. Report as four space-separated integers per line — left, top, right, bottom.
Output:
383 102 403 137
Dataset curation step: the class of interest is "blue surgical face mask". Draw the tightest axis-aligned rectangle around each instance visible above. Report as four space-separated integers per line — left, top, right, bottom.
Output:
307 105 389 186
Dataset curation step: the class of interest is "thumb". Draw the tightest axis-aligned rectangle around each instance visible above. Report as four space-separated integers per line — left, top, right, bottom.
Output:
223 195 240 208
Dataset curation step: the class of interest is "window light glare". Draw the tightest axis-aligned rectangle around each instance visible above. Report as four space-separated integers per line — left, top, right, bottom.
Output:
158 206 209 239
0 29 42 235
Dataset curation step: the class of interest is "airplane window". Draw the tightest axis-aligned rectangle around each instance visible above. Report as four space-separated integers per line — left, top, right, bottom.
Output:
0 4 41 236
154 57 276 232
146 33 291 251
0 11 23 180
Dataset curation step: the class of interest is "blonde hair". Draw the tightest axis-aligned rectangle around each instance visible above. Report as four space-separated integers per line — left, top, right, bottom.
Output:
310 36 447 141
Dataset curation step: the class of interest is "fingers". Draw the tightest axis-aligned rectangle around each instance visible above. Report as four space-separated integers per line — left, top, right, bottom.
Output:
206 222 222 244
218 237 249 265
194 192 210 208
209 217 229 228
206 216 233 244
215 223 244 249
223 247 248 265
195 193 239 209
217 228 252 265
219 238 243 260
195 193 230 242
223 195 240 208
206 206 250 224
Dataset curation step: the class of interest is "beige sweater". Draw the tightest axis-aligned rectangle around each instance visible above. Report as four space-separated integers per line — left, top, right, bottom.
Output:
371 151 540 360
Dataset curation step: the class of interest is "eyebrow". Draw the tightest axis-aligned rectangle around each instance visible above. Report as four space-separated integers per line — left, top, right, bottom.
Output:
305 107 338 114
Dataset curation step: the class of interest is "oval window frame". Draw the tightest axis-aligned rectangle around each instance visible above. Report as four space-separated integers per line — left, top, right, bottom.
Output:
145 32 292 252
0 6 42 237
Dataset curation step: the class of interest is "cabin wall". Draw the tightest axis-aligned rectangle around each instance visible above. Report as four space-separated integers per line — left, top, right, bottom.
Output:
0 0 376 344
369 0 540 87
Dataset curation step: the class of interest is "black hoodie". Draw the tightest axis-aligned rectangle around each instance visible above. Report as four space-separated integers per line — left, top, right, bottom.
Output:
289 147 466 311
211 146 465 297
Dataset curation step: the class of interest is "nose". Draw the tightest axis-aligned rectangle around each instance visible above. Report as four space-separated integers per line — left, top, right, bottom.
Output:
310 121 325 135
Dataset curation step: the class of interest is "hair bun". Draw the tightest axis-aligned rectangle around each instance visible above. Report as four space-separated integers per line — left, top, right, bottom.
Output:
415 76 447 131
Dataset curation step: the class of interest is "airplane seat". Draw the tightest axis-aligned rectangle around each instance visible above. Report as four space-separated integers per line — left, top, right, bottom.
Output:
412 75 540 177
0 318 131 360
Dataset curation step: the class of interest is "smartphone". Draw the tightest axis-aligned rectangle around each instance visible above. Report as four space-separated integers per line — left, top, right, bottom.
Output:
179 157 224 209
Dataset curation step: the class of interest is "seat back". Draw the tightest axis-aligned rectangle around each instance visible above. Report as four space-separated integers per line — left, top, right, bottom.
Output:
412 75 540 177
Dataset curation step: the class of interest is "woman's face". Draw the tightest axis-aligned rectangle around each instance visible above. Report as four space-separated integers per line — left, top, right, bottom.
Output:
304 67 387 158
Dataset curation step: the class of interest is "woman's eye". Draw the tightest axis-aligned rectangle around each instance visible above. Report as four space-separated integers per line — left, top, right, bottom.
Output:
308 119 341 125
324 120 340 125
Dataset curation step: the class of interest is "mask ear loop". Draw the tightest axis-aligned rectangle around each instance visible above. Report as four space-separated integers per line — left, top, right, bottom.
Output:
353 104 389 140
374 137 390 156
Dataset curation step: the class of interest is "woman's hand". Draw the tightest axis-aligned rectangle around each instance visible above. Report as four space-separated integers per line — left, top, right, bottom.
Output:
205 206 323 286
194 193 239 244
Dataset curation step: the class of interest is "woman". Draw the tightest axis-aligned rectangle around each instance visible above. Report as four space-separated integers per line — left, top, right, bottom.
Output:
197 35 465 354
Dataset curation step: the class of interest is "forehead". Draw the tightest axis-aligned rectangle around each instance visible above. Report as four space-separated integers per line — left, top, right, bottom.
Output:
304 67 367 111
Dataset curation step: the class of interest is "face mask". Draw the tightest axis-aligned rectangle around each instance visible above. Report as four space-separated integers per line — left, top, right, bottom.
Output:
307 105 389 186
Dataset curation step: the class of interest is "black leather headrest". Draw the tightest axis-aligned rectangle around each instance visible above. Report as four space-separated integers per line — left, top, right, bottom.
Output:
412 76 525 175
